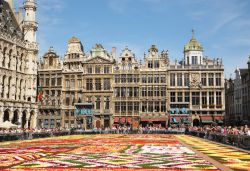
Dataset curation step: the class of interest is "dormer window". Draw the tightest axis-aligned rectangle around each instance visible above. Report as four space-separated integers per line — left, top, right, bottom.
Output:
49 57 53 66
128 57 131 61
154 60 159 68
122 58 125 61
148 61 153 68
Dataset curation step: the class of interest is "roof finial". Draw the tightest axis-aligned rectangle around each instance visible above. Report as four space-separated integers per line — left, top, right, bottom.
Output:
192 29 195 39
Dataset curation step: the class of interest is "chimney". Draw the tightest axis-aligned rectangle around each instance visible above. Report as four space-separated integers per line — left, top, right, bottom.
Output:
112 47 116 59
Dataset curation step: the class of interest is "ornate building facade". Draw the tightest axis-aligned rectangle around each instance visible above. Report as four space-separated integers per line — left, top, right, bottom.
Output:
38 33 225 129
225 56 250 125
0 0 38 128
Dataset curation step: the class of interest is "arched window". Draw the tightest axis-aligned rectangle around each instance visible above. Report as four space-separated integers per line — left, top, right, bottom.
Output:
8 49 12 68
20 53 23 72
1 75 6 98
2 47 7 67
7 77 12 98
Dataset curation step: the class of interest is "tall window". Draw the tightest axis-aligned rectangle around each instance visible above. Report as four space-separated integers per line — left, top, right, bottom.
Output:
49 57 53 66
95 96 101 110
170 92 175 102
104 78 110 90
148 75 153 83
104 66 110 73
160 86 166 96
87 67 92 74
148 101 153 112
95 78 101 90
154 75 159 83
154 87 160 97
104 96 110 110
201 73 206 86
170 73 175 86
177 73 182 86
177 92 182 102
46 78 50 86
142 87 147 97
192 56 198 65
77 80 82 88
121 102 126 113
192 92 200 105
160 74 166 83
209 92 214 106
114 88 120 97
161 101 166 112
128 102 133 112
71 79 75 88
95 66 101 73
115 75 120 83
215 73 221 86
127 74 133 83
148 61 153 68
148 87 153 96
121 74 126 83
51 78 56 86
185 92 190 102
184 73 189 86
115 102 120 113
154 60 159 68
127 87 133 97
57 78 62 85
216 91 222 106
154 102 160 112
208 73 214 86
202 92 207 107
142 75 147 83
134 102 139 112
65 80 69 88
134 87 139 97
86 78 93 90
142 102 147 112
66 93 70 105
121 87 126 97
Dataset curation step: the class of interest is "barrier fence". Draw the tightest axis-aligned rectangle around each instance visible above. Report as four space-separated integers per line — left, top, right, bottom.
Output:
187 131 250 150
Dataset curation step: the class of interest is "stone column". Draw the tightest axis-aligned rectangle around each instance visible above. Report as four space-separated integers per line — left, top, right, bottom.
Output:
0 107 3 124
0 75 3 96
18 110 22 128
4 77 8 99
9 108 14 122
0 50 3 67
24 113 30 129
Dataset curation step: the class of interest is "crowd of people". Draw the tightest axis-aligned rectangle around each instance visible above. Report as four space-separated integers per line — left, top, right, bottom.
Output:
0 124 250 136
188 125 250 136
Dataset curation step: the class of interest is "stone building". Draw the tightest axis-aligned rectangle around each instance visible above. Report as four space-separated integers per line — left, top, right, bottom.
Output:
113 47 140 128
225 56 250 125
168 33 225 126
38 32 225 128
37 47 62 128
139 45 168 127
0 0 38 128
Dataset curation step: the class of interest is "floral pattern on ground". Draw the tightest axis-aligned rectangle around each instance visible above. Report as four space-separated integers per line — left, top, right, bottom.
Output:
0 134 220 170
177 135 250 171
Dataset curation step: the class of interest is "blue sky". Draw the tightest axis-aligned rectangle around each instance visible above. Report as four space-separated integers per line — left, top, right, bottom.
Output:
14 0 250 77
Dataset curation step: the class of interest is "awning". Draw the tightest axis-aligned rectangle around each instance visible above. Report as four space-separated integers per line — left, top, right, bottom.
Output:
140 118 166 122
114 117 119 123
120 117 126 123
127 117 132 124
201 116 213 121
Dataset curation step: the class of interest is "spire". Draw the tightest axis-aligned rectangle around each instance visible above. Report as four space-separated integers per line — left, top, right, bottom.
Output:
192 29 195 39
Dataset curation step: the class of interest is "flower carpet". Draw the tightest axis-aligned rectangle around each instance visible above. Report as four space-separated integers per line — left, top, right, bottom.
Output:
0 134 221 170
177 135 250 171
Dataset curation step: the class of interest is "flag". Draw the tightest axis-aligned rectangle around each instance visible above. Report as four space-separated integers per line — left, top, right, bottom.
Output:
38 85 43 102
